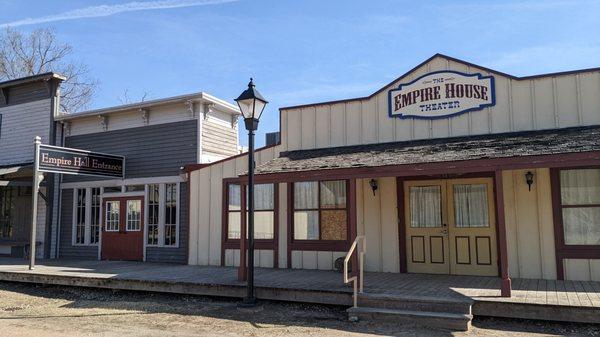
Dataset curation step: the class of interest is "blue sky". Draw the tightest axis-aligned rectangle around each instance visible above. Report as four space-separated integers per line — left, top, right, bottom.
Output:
1 0 599 146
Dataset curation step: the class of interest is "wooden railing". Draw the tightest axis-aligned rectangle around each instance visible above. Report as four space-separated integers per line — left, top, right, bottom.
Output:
344 235 366 308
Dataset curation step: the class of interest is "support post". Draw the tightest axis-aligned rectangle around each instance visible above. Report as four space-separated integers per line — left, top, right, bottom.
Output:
29 136 42 270
494 170 511 297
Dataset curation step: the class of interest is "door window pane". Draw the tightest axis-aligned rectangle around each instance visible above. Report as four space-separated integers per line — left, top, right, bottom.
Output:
105 201 120 231
409 186 442 228
294 182 318 209
560 169 600 205
453 184 489 228
126 200 141 231
294 211 319 240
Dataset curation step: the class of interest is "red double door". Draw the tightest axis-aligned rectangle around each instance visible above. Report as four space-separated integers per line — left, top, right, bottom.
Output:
101 196 144 261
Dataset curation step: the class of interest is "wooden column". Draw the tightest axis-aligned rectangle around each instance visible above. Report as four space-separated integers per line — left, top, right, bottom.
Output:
494 170 512 297
348 179 359 279
238 184 247 281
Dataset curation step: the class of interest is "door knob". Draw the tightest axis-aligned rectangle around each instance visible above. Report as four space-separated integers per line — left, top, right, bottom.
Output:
440 229 448 235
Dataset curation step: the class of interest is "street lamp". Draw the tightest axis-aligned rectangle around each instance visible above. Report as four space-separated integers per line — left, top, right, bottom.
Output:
235 78 268 306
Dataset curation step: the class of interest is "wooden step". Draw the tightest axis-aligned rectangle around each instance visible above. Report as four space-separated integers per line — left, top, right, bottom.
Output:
347 306 472 331
358 293 472 315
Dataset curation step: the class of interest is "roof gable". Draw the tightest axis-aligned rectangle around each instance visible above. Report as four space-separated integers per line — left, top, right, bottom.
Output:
280 53 600 110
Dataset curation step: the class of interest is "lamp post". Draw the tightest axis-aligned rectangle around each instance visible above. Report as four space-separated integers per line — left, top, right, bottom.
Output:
235 78 268 306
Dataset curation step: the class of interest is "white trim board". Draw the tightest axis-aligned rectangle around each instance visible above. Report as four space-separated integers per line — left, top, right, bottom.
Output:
61 175 186 189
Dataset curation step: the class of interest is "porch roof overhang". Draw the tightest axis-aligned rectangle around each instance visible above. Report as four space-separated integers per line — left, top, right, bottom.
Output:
248 126 600 182
0 163 33 181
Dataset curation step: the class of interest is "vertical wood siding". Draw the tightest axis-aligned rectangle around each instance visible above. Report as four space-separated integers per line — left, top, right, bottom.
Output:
188 146 278 265
502 168 557 280
280 56 600 152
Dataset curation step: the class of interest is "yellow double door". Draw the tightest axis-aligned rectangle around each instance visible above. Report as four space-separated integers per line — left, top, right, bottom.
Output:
404 178 498 276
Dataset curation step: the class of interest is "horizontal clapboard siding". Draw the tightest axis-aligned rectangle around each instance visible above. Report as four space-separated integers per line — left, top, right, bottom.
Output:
202 118 238 156
0 81 51 108
58 189 98 260
64 120 198 182
0 99 52 166
145 183 188 264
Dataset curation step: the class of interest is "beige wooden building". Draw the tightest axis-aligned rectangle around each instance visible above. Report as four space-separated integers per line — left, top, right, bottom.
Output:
187 54 600 296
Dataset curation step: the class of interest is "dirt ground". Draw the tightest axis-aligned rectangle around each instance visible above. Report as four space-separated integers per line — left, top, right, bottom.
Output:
0 282 597 337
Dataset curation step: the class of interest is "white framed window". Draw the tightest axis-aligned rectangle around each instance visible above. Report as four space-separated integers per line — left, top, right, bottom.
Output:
75 189 86 244
105 201 120 232
145 182 179 247
126 200 142 231
72 187 103 245
147 184 159 245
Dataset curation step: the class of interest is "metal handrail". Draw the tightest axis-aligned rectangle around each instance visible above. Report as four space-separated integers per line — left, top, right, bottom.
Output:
343 235 366 308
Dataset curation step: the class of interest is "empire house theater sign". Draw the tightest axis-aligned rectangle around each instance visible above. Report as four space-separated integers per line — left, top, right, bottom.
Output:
388 70 495 119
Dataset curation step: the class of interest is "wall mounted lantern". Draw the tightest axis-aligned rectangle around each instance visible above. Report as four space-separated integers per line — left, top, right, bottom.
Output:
369 179 378 196
525 171 534 191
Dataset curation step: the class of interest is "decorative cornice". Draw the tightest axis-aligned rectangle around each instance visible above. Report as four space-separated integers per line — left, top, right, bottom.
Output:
98 115 108 131
231 115 238 128
140 108 149 125
203 103 215 120
63 121 71 136
186 100 195 118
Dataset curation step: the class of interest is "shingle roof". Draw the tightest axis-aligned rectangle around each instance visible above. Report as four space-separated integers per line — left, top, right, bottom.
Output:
254 126 600 175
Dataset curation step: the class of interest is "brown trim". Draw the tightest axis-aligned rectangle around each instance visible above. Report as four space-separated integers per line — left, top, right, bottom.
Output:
475 236 492 265
429 236 445 264
279 53 600 111
454 236 471 265
396 177 407 273
287 180 352 251
411 236 426 263
550 166 600 280
286 182 293 268
348 178 358 278
221 179 280 276
494 170 511 297
249 151 600 184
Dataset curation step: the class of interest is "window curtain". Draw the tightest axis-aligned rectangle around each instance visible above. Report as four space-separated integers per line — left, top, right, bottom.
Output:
560 169 600 205
561 169 600 245
409 186 442 228
294 181 318 209
249 184 274 210
320 180 346 208
453 184 489 228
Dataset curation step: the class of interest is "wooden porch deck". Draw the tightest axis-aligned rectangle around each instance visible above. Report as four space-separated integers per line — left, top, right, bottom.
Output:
0 258 599 323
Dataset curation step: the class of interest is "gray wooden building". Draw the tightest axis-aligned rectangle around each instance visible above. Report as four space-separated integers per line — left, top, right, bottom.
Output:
0 73 241 264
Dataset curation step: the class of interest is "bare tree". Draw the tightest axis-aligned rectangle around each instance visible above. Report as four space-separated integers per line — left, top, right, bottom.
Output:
0 27 97 112
118 88 151 105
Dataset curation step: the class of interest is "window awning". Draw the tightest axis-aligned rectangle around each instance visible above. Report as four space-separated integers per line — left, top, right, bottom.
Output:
254 126 600 176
